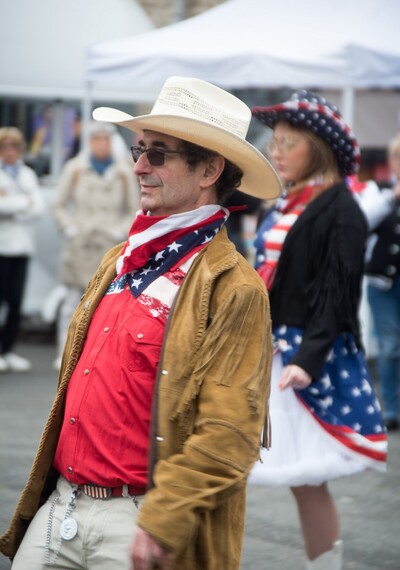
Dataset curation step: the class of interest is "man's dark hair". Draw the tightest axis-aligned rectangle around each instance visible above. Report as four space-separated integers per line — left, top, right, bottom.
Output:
180 140 243 203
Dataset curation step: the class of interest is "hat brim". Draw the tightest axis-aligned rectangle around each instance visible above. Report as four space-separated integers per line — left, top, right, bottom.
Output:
252 102 360 176
93 107 282 200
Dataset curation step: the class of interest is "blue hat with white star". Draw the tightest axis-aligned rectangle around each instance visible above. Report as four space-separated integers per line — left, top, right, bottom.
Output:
252 89 360 176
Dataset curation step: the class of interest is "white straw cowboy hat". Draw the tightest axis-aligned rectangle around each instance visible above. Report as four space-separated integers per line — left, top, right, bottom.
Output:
93 76 282 200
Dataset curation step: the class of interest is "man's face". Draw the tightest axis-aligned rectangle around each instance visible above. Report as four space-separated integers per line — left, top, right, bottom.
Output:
133 131 216 216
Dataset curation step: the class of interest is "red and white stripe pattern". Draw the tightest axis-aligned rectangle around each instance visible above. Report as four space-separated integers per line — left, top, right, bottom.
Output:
257 185 314 290
257 210 304 290
311 414 387 469
107 205 228 318
82 484 111 499
137 256 198 323
116 205 229 277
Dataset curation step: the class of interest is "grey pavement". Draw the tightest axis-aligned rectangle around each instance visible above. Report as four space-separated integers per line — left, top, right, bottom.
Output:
0 341 399 570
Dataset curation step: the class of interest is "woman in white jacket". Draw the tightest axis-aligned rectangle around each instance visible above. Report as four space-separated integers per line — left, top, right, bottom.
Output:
0 127 44 372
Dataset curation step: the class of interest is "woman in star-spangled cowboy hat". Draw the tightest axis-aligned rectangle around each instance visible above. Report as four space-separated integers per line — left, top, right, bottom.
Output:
250 90 387 570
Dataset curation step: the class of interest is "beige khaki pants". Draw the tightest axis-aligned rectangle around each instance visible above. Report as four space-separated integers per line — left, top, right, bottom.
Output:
12 476 144 570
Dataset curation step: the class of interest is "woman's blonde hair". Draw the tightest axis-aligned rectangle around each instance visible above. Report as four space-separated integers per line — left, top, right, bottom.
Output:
283 123 342 195
0 127 25 151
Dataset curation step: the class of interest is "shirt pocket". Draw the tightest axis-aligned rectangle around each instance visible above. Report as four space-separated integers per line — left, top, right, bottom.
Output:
120 317 164 375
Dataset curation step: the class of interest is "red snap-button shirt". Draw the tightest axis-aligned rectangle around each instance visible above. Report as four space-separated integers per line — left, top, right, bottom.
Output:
54 280 172 490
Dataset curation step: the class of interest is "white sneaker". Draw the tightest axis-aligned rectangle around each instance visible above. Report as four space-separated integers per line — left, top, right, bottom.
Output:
2 352 32 372
306 540 343 569
0 355 9 372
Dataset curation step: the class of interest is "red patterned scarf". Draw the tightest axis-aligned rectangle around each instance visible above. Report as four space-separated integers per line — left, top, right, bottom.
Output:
257 184 314 290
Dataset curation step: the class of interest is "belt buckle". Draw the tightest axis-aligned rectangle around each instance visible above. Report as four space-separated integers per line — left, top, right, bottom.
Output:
82 484 112 499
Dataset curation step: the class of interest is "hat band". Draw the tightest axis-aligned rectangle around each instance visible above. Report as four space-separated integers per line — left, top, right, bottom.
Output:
152 85 249 139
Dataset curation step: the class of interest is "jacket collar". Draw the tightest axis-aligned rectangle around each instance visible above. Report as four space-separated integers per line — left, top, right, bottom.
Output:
283 181 348 241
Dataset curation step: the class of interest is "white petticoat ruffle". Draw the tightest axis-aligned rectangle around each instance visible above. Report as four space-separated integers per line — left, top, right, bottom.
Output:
248 353 366 487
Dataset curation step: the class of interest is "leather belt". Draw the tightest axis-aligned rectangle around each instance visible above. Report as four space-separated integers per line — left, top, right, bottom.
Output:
81 483 145 499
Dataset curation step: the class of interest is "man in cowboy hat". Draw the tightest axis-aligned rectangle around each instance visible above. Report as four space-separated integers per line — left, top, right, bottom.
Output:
0 76 281 570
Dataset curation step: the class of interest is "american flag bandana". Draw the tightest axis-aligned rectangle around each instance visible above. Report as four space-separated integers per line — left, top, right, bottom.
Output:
274 325 387 469
255 184 314 290
114 205 229 298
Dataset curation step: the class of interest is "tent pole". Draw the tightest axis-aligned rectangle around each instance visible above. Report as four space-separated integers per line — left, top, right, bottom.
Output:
50 99 64 179
341 86 355 129
81 80 93 152
174 0 186 22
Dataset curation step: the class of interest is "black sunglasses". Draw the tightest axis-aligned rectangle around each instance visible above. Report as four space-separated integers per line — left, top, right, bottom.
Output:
130 145 190 166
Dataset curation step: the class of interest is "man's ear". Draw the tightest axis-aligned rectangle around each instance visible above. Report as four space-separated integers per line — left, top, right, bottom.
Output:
200 155 225 188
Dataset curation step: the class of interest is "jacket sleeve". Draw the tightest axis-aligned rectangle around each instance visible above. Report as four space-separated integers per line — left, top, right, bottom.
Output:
137 284 272 552
356 180 395 231
0 167 44 219
53 160 79 234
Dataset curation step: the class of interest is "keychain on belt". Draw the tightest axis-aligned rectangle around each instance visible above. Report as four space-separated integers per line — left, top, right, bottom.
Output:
45 486 79 565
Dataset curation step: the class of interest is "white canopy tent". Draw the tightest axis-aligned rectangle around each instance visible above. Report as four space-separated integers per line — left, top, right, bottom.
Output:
86 0 400 357
86 0 400 147
0 0 154 102
0 0 155 176
0 0 155 319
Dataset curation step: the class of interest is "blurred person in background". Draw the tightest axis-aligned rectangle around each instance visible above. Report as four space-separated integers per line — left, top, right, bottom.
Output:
65 111 82 161
53 121 140 369
65 111 131 163
28 105 53 176
250 90 387 569
0 127 44 372
359 133 400 431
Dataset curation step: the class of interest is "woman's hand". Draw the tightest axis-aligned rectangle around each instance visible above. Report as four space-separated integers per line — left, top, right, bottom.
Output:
278 364 312 391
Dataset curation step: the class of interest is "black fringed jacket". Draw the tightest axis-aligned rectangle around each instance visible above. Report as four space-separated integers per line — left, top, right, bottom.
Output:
269 182 368 379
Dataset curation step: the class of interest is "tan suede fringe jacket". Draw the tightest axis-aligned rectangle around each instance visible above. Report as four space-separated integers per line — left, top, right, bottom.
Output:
0 227 272 570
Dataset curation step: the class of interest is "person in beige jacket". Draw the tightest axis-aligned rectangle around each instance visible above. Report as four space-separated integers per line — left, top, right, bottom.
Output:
0 76 281 570
53 121 140 367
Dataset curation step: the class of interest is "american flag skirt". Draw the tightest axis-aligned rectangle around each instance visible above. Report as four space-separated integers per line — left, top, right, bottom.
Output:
249 326 387 487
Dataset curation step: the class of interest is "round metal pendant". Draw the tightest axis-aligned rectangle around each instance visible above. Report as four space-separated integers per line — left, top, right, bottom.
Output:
60 517 78 540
